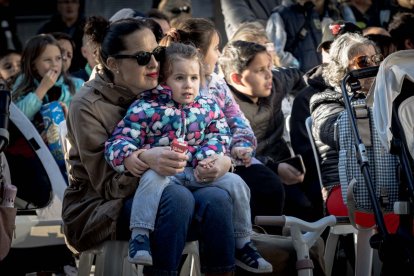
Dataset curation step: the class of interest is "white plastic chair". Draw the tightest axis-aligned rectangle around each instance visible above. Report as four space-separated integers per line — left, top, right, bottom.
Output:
58 121 201 276
305 116 375 276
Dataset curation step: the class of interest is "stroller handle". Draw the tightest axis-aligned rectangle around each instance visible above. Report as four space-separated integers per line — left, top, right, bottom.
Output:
341 69 389 237
347 66 379 80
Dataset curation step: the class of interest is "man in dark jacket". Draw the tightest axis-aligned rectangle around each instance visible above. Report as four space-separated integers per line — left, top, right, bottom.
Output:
220 0 289 40
266 0 323 73
0 1 21 52
38 0 86 73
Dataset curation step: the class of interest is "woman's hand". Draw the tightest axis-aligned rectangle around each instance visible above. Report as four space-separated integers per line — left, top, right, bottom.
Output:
277 162 305 185
124 151 150 177
231 147 253 167
35 69 59 100
194 155 231 183
139 147 188 176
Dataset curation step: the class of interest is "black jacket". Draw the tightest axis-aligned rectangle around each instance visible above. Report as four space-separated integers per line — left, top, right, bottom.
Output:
290 65 329 165
272 2 322 73
309 88 344 188
290 65 330 185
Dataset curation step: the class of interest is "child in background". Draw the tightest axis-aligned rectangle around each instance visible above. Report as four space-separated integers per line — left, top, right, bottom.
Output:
51 32 82 77
105 42 272 273
12 34 83 179
72 33 98 81
12 34 83 122
0 49 21 89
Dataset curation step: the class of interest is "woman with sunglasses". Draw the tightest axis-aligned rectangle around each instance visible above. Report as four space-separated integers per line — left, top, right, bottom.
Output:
62 16 236 276
309 32 399 228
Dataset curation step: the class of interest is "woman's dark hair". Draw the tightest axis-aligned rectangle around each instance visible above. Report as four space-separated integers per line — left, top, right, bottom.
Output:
219 40 267 84
144 18 165 42
160 18 218 57
84 16 154 78
12 34 75 101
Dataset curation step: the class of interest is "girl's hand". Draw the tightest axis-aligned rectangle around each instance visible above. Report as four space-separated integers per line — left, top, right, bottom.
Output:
139 147 188 176
36 70 59 99
277 162 305 185
124 151 150 177
195 155 231 182
231 147 253 167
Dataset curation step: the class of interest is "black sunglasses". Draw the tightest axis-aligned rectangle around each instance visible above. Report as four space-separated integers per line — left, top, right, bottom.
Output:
113 46 165 66
170 6 191 15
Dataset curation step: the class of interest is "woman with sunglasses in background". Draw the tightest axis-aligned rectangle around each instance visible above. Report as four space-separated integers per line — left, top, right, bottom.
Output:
62 16 237 276
309 32 398 233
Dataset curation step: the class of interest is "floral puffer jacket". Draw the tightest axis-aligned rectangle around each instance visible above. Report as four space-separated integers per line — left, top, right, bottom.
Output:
105 84 231 172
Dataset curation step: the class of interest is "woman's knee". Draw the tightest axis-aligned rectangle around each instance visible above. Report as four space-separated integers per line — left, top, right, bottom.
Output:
159 184 195 216
194 187 233 217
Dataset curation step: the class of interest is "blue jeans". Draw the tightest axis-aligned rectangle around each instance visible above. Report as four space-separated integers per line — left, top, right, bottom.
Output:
131 168 251 238
118 184 235 275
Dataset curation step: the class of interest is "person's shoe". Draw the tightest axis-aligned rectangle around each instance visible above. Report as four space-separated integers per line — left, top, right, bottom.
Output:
235 242 273 273
128 234 153 265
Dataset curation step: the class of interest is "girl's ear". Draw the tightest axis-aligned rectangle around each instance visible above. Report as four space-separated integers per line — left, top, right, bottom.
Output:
230 72 243 85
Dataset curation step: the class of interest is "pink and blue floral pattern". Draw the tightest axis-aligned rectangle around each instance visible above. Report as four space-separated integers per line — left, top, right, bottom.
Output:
105 84 231 173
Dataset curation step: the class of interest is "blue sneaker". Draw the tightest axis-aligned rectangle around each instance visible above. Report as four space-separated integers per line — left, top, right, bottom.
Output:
236 242 273 273
128 234 153 265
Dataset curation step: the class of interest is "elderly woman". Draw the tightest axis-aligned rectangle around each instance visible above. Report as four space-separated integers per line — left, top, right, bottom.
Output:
310 32 381 213
310 32 400 231
62 16 236 275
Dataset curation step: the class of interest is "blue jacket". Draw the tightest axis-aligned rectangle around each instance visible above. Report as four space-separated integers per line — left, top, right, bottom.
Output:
13 75 84 121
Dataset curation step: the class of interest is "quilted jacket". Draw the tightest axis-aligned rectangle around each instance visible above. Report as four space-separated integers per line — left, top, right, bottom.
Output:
105 84 231 171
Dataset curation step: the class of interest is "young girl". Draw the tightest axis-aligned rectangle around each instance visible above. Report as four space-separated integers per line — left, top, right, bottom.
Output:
161 18 286 233
12 34 83 122
12 34 83 179
0 49 21 89
104 42 272 273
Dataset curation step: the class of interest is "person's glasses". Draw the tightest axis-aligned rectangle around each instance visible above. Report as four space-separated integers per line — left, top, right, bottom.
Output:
350 53 384 69
113 46 165 66
170 6 191 15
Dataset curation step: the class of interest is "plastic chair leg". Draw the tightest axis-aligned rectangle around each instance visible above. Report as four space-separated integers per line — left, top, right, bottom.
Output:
355 228 374 276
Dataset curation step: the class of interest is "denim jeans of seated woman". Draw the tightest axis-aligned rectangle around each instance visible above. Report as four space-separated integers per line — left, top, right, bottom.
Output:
130 168 251 239
117 184 236 275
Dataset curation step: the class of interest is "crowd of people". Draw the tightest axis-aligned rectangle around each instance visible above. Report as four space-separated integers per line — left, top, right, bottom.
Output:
0 0 414 275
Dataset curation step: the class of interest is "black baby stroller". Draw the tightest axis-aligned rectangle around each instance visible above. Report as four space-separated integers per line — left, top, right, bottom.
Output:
340 50 414 275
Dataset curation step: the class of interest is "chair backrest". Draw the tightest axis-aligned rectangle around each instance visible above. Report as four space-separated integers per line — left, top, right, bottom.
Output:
305 116 323 189
58 120 70 183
